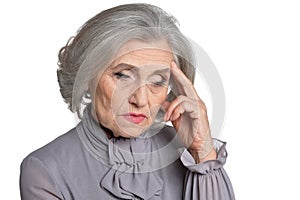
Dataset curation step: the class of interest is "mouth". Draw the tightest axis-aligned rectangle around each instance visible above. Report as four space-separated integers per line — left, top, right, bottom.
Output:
121 112 147 124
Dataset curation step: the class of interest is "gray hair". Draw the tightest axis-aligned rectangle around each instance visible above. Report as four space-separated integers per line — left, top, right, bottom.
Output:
57 3 195 118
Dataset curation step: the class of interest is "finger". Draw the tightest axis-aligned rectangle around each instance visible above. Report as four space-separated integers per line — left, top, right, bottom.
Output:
169 104 184 121
164 96 182 121
170 61 197 97
161 100 171 112
165 95 199 121
170 61 208 107
171 61 192 85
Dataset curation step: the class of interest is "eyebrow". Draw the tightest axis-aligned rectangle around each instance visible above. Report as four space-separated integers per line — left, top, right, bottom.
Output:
112 63 170 75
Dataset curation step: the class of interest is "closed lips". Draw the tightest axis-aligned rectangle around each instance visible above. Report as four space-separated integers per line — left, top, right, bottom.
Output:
122 113 147 124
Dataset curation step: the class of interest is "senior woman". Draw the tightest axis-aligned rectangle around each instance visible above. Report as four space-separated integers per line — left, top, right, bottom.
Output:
20 3 235 200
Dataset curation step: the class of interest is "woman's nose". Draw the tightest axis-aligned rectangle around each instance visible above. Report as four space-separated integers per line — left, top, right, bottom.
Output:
128 85 148 107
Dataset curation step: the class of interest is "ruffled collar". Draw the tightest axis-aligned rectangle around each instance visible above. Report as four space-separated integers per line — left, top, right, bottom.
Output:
77 105 157 170
76 105 168 199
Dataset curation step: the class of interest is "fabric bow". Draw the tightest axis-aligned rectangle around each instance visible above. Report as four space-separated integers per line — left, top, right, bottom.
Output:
100 138 164 199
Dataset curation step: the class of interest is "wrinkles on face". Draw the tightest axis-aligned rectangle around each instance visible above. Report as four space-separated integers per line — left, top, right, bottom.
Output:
94 40 173 138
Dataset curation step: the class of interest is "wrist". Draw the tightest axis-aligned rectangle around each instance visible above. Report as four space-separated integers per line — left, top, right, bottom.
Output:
188 131 216 163
189 148 217 164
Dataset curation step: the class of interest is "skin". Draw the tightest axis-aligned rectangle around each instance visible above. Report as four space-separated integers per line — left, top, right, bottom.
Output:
163 62 217 163
93 40 216 163
93 40 172 138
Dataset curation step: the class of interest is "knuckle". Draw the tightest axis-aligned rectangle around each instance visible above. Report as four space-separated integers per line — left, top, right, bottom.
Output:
177 95 186 102
197 100 207 110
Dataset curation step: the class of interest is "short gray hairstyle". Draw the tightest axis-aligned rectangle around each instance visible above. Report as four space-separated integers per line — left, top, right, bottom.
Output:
57 3 195 118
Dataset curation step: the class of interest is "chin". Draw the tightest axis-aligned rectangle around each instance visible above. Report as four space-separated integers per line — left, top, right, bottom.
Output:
113 117 153 138
114 123 152 138
116 126 149 138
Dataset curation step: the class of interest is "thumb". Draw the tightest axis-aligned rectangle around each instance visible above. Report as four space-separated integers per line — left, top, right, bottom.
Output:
161 100 171 112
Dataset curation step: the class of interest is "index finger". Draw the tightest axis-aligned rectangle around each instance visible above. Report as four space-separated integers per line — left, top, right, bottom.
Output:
170 61 197 97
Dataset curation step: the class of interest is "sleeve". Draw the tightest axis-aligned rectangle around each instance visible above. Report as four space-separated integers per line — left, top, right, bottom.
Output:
20 156 64 200
180 140 235 200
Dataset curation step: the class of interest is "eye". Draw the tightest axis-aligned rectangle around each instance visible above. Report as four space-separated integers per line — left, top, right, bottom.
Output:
148 74 167 87
113 71 131 79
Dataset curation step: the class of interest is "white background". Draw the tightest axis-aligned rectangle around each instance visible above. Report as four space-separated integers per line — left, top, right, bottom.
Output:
1 0 300 199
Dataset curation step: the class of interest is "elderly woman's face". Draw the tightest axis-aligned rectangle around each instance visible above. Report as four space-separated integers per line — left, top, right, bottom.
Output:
94 40 173 138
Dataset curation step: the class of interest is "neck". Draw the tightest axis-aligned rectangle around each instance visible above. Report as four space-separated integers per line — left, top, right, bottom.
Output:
100 124 115 139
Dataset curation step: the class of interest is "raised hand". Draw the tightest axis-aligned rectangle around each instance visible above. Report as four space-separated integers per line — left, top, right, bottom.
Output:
163 61 216 163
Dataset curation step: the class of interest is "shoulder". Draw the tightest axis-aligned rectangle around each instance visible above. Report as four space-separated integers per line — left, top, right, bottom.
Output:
21 124 83 170
20 126 83 199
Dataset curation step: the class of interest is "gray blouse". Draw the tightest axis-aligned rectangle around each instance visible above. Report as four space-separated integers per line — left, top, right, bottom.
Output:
20 107 235 200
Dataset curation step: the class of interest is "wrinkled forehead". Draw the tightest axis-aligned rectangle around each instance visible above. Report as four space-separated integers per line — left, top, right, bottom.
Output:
111 40 174 68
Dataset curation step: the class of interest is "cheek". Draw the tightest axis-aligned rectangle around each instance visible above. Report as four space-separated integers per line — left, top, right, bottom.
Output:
148 89 168 116
95 75 118 112
151 89 168 104
103 80 132 113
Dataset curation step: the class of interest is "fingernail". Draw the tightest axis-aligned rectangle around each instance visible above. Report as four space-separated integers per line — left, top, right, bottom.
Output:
171 61 178 69
165 113 169 121
171 62 176 68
